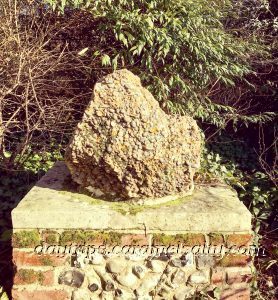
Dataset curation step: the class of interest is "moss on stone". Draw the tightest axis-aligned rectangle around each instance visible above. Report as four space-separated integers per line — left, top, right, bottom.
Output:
96 231 123 244
153 233 205 246
16 269 38 284
84 232 99 244
73 231 88 244
111 206 130 215
37 271 45 285
163 195 193 207
40 256 54 266
58 189 103 204
59 231 74 246
130 237 140 244
209 233 225 245
13 230 40 248
182 233 206 246
42 230 59 244
59 230 122 245
217 254 251 267
45 234 58 244
128 206 145 215
108 195 192 215
153 233 178 245
59 230 88 245
58 186 192 216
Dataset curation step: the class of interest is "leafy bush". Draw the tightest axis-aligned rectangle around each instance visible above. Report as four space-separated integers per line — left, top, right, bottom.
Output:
199 135 276 230
1 0 275 172
44 0 275 128
198 135 277 299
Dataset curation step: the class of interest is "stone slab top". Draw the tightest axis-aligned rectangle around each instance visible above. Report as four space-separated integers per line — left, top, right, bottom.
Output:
12 162 252 234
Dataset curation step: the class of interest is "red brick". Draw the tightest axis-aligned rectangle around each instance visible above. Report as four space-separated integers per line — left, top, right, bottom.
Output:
13 250 69 267
211 268 226 285
173 233 206 246
218 254 251 267
152 233 206 246
14 269 36 285
226 267 252 284
220 287 250 300
41 270 54 286
14 269 54 286
209 233 225 246
12 289 71 300
121 234 149 246
226 234 253 247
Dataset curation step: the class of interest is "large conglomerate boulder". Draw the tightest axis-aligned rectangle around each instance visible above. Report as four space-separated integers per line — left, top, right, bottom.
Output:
65 69 202 200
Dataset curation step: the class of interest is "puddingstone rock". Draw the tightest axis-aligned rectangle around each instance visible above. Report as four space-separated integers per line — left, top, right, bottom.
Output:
148 259 167 273
65 69 202 199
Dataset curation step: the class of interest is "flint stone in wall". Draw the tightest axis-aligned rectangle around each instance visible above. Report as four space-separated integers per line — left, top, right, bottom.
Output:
135 273 161 296
116 267 138 288
170 259 187 268
74 252 88 268
72 289 92 300
189 269 210 284
125 254 145 262
90 253 105 265
65 69 202 199
93 267 116 292
171 269 186 285
92 265 106 276
158 284 173 298
106 257 127 273
137 296 152 300
132 265 147 279
58 269 84 288
171 253 194 268
101 291 114 300
196 254 216 269
104 280 115 292
115 286 135 299
88 283 99 292
174 286 195 300
147 259 167 273
86 267 102 294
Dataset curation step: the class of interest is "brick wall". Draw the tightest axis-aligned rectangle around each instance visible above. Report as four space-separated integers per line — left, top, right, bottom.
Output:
11 230 254 300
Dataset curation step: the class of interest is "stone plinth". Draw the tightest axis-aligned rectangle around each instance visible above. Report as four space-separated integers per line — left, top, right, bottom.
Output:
11 162 254 300
12 161 252 234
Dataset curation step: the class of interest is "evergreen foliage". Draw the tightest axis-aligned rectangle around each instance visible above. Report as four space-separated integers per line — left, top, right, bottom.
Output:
44 0 274 127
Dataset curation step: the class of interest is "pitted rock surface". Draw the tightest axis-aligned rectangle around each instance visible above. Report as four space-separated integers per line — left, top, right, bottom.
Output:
65 69 202 199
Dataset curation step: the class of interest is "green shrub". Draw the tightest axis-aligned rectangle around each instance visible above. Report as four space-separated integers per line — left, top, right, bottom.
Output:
199 135 277 242
43 0 271 127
